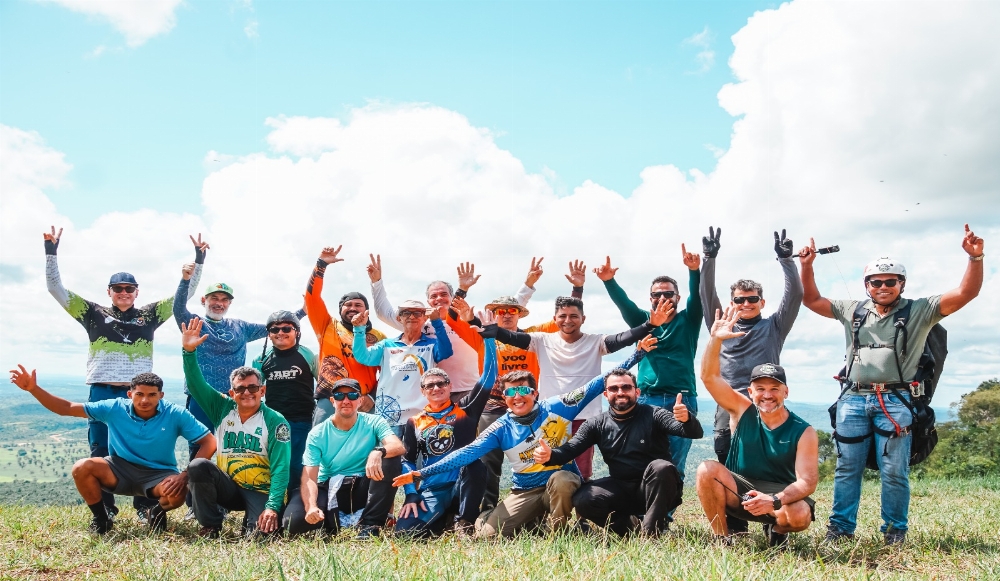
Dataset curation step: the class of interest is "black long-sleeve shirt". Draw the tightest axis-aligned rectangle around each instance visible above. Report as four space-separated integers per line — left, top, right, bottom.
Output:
545 404 703 481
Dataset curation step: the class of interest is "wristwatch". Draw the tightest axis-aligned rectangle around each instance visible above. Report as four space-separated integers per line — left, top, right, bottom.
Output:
772 495 783 511
374 446 387 458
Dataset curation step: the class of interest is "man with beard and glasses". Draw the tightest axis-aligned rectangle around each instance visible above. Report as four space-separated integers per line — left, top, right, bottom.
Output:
696 308 818 547
532 367 702 536
304 246 387 423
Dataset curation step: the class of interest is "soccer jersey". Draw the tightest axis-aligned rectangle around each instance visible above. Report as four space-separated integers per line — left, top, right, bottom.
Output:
83 398 209 471
304 413 394 482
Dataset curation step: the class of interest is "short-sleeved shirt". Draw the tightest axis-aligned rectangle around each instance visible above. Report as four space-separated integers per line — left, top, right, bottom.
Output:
528 332 608 420
830 296 944 388
83 399 210 471
303 412 394 482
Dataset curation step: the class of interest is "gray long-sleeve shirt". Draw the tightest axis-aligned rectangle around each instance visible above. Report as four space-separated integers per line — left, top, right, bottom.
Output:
699 256 803 391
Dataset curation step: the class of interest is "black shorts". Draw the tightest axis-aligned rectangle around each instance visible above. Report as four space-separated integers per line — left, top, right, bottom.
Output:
724 471 816 525
102 456 178 498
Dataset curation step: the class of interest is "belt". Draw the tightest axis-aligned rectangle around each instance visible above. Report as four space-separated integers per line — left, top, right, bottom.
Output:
847 382 913 393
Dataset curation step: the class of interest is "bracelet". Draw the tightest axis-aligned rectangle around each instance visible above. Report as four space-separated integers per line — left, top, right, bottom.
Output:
970 254 984 262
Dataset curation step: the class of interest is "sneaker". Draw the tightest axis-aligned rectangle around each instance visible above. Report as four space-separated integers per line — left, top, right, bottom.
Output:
198 525 222 539
714 534 737 547
764 524 788 548
454 519 474 538
184 507 197 521
355 526 381 540
823 527 855 544
884 530 906 545
146 506 168 533
89 517 114 535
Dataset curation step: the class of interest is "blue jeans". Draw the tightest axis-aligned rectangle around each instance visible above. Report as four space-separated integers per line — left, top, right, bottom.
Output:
829 392 913 535
88 384 158 514
395 460 486 536
638 392 698 482
287 421 312 491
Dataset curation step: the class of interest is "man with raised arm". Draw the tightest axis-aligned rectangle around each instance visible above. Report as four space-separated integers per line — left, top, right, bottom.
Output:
9 365 215 534
695 308 818 547
180 318 291 538
801 225 984 545
392 336 656 538
43 225 177 518
594 245 703 483
532 370 703 537
282 379 405 539
304 245 387 423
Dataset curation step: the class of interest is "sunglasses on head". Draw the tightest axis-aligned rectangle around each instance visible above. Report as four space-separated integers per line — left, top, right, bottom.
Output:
493 307 520 316
650 291 677 300
232 384 262 395
503 385 534 398
110 285 137 293
421 380 450 390
398 310 425 318
732 296 761 304
332 391 361 401
867 278 900 288
268 325 295 334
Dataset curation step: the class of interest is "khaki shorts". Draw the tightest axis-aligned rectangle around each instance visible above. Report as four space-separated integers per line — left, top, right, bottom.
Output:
102 456 178 498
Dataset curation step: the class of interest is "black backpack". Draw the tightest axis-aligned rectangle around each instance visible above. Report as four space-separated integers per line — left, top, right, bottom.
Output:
828 300 946 469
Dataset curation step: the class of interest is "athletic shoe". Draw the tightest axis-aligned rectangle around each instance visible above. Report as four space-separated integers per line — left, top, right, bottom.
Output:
884 530 906 545
198 525 222 539
823 527 855 544
146 506 167 533
184 507 197 521
764 524 788 548
355 526 381 540
454 519 474 538
89 517 114 535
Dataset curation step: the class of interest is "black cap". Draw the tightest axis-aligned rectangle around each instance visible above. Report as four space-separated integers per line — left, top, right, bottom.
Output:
749 363 787 386
108 272 138 286
331 378 362 393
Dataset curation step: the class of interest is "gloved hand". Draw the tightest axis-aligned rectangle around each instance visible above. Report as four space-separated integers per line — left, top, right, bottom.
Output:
774 229 794 259
702 226 722 259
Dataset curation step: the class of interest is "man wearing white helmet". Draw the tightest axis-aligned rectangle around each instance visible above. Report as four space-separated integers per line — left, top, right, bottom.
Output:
800 224 984 544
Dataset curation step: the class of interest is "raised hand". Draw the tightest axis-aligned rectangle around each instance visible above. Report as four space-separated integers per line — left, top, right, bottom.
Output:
798 237 818 267
9 365 38 392
457 262 481 291
367 254 383 283
682 244 701 271
962 223 985 257
43 225 63 255
672 393 689 423
428 305 448 321
637 335 659 353
524 257 544 288
774 229 794 259
648 297 676 327
351 309 369 328
593 256 618 282
451 296 474 322
710 307 748 341
180 318 210 352
181 263 196 281
189 233 210 263
473 308 497 329
703 226 722 258
565 260 586 287
319 245 344 265
533 438 552 465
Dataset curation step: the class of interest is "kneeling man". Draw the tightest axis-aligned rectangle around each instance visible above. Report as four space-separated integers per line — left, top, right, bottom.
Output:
9 365 215 534
696 308 818 546
283 378 405 538
181 319 291 538
533 369 703 536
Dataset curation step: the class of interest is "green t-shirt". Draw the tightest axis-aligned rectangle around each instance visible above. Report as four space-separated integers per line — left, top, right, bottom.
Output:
304 412 393 482
726 405 809 485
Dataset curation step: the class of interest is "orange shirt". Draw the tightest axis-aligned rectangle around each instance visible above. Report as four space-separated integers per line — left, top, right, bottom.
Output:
305 265 386 398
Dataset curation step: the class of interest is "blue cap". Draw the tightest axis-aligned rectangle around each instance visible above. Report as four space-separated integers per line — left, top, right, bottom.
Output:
108 272 138 286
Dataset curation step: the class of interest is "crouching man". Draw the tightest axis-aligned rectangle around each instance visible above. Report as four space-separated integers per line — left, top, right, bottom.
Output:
695 308 818 547
282 378 405 539
533 370 703 536
9 365 215 534
181 319 291 538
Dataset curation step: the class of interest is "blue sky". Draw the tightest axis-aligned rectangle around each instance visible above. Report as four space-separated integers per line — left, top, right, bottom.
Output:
1 0 773 224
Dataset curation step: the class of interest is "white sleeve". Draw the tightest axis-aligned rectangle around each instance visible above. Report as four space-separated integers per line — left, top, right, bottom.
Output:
371 280 404 331
46 255 71 309
515 283 535 307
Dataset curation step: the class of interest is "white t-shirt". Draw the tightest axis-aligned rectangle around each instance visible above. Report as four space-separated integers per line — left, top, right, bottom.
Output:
528 332 608 420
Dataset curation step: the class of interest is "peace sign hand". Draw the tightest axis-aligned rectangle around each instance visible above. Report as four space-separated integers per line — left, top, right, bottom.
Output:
189 233 210 262
43 225 63 255
774 229 794 259
524 257 544 288
702 226 721 258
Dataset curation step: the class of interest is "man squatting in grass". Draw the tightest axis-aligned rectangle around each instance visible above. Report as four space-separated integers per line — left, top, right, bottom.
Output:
696 307 819 547
181 318 291 538
283 377 405 538
699 227 803 534
9 365 216 534
304 245 387 424
801 225 984 544
444 256 586 512
43 225 175 518
393 325 665 538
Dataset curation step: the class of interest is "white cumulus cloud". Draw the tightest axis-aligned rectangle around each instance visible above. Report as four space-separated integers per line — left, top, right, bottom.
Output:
35 0 184 47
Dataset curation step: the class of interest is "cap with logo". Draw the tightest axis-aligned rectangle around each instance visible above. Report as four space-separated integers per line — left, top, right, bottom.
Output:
204 282 235 298
749 363 787 386
108 272 138 286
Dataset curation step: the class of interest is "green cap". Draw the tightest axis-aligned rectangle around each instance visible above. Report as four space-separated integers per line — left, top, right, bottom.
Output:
203 282 235 298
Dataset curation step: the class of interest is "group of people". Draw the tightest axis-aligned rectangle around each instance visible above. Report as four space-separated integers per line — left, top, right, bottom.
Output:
9 223 984 546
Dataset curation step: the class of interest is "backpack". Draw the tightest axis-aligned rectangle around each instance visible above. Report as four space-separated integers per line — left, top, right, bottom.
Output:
828 299 946 469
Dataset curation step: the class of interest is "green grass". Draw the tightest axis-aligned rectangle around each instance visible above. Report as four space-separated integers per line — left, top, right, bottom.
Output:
2 478 998 580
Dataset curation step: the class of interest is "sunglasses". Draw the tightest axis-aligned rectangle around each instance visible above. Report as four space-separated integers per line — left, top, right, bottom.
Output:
493 307 521 316
732 296 761 304
650 291 677 300
268 325 295 334
421 381 450 390
232 385 262 395
398 310 425 318
332 391 362 401
867 279 900 288
110 285 137 293
503 385 534 398
605 385 635 394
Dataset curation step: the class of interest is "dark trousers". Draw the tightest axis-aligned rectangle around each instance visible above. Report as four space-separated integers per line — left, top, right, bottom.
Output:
88 383 159 515
572 459 682 536
188 458 271 533
282 456 402 536
478 410 505 512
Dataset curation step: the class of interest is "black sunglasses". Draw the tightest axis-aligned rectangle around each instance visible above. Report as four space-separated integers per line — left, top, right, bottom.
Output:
732 296 761 304
867 279 900 288
110 285 137 293
332 392 361 401
232 385 262 394
268 325 296 334
650 291 677 300
421 381 450 390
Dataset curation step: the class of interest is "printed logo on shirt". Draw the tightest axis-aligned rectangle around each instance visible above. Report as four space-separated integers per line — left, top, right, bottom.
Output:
254 427 262 436
423 424 456 455
560 386 587 406
391 354 427 376
374 394 403 424
275 423 291 443
224 430 263 453
226 420 235 427
268 365 303 381
500 353 530 371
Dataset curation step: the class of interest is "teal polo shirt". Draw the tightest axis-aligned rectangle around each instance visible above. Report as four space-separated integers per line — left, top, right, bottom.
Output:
84 399 210 471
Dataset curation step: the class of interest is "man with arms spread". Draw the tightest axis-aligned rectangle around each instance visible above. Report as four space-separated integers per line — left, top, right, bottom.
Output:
253 311 318 490
696 308 818 547
304 245 386 422
801 225 984 544
283 379 405 538
594 245 703 483
9 365 216 534
181 318 291 538
393 335 659 538
43 225 176 518
532 369 703 536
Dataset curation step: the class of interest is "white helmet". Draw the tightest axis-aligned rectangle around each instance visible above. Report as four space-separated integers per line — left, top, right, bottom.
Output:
863 257 906 280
